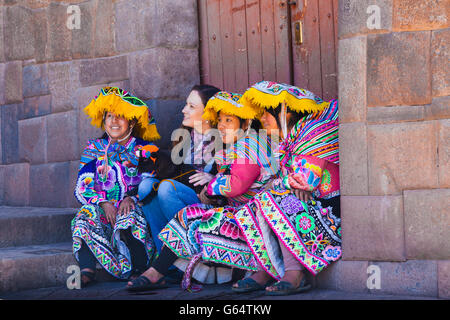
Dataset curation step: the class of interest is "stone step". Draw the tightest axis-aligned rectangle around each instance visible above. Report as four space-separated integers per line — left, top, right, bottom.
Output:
0 242 76 292
0 206 77 248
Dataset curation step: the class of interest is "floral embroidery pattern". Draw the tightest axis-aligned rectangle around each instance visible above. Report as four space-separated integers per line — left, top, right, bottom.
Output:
280 195 307 215
295 212 315 234
322 245 342 261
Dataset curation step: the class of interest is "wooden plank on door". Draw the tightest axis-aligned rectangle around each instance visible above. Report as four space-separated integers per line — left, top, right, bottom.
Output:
303 0 322 97
199 0 210 84
291 1 309 90
232 0 249 93
318 0 338 100
273 0 292 84
246 0 263 87
260 0 276 82
220 0 236 91
206 0 224 89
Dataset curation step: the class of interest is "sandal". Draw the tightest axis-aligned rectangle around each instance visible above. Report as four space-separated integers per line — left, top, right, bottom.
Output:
80 270 96 288
126 275 168 292
231 277 274 293
265 277 311 296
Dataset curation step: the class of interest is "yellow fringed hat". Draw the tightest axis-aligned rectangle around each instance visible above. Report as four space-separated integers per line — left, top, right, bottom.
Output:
202 91 262 125
240 81 329 114
83 87 160 141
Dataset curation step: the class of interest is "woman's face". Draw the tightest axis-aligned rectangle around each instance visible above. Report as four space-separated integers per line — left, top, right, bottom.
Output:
217 111 247 144
104 112 131 141
260 111 279 136
182 90 205 128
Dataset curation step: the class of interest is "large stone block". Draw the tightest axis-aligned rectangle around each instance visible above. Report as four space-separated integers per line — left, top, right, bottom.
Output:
29 162 71 208
367 105 425 124
69 160 82 208
367 121 438 195
339 123 368 195
338 0 392 38
404 189 450 259
79 55 128 87
393 0 450 31
3 5 47 62
438 119 450 187
48 61 80 113
0 7 5 63
431 28 450 97
145 99 184 149
18 116 47 164
1 103 19 164
18 95 52 120
130 47 199 100
373 260 438 297
3 5 34 61
424 96 450 121
22 63 49 98
71 0 94 59
115 0 198 53
47 2 72 61
341 195 405 261
367 31 431 107
46 111 78 163
315 260 369 293
438 261 450 299
4 60 23 104
92 0 116 57
338 36 367 123
0 162 30 206
147 0 199 48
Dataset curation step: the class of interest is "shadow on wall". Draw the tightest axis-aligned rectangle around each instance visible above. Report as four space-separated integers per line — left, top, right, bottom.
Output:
145 99 185 150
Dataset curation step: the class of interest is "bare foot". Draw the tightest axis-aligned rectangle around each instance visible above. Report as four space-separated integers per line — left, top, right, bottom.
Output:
265 270 304 292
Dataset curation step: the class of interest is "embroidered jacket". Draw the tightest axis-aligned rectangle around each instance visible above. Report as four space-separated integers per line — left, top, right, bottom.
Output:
206 132 278 207
74 137 157 207
279 99 340 199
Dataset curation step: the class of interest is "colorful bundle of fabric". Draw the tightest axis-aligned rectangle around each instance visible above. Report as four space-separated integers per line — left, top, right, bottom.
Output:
71 87 158 279
158 92 278 287
232 83 341 278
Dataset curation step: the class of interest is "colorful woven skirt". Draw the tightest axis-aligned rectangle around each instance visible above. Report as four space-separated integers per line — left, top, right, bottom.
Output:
158 203 258 283
234 190 341 279
71 204 155 279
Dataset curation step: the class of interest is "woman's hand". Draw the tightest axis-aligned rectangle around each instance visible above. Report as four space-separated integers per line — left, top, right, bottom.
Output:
293 189 313 202
100 201 118 227
118 196 135 217
189 171 215 187
198 186 214 205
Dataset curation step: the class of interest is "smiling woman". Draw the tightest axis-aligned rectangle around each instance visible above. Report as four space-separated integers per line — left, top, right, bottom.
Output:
71 87 160 287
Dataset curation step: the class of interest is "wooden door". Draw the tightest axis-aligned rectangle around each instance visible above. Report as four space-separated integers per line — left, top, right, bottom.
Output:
198 0 338 100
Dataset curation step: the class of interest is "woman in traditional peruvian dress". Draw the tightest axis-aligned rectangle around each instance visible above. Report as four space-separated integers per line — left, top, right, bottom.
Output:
71 87 160 286
126 91 278 292
230 81 340 295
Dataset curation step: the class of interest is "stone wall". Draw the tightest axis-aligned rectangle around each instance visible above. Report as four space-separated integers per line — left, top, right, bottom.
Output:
0 0 200 208
336 0 449 298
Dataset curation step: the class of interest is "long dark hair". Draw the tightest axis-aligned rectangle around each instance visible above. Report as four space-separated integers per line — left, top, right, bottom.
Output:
171 84 221 149
266 105 309 133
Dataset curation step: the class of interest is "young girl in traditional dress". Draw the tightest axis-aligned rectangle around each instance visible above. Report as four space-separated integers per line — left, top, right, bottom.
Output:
231 81 340 295
71 87 160 286
126 91 278 292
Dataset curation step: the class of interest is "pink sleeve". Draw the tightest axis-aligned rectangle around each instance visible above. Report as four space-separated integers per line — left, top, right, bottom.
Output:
207 163 260 198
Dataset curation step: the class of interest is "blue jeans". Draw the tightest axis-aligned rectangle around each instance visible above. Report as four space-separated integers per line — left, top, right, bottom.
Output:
139 178 200 253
